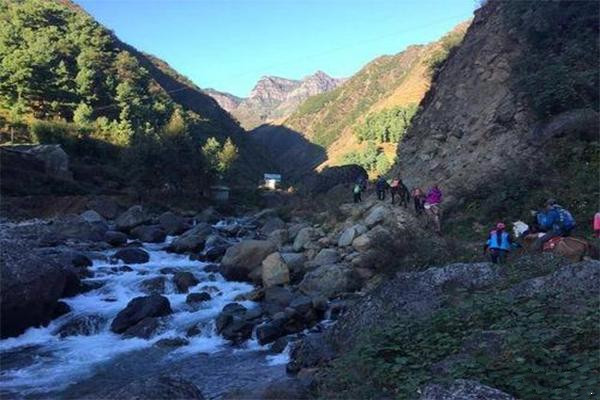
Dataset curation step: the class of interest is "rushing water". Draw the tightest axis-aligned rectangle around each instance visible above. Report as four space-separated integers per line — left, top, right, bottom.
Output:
0 234 289 399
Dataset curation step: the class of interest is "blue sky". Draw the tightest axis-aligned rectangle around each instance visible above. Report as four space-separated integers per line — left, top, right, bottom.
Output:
77 0 477 97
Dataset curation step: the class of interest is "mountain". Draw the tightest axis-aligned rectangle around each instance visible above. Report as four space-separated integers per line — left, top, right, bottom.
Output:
0 0 274 193
390 0 598 223
251 23 469 181
206 71 344 130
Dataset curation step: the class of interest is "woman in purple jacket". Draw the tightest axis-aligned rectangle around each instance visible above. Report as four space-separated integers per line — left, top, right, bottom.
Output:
424 184 443 234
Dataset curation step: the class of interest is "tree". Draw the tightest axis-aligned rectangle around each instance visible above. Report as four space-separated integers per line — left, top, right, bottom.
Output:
201 136 239 178
218 138 239 174
73 102 92 126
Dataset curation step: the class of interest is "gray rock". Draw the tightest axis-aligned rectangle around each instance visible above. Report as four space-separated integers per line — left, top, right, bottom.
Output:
261 217 286 235
364 205 387 227
104 230 128 247
122 317 162 339
220 240 276 282
110 295 172 334
98 375 205 400
115 206 149 232
130 225 166 243
268 229 289 248
419 379 515 400
306 248 339 268
56 315 105 338
261 252 290 288
256 322 286 345
293 227 315 252
264 286 293 315
86 197 120 220
45 214 108 243
338 224 367 247
168 223 212 253
158 211 187 235
112 248 149 264
299 264 359 299
173 272 199 293
155 337 189 348
287 332 335 373
186 292 211 305
80 210 105 224
140 276 166 294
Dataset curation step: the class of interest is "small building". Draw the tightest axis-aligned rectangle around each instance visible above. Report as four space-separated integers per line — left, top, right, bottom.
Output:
210 185 230 203
264 173 282 190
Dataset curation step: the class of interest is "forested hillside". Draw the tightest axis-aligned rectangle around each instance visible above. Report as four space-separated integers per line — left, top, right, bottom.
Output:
0 0 271 195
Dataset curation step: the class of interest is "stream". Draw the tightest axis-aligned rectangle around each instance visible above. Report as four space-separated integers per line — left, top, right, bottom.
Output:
0 229 289 399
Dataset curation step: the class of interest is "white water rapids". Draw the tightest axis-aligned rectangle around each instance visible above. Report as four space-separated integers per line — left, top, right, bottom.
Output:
0 235 290 399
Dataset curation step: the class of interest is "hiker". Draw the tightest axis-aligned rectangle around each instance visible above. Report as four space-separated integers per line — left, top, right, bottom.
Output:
376 175 389 201
534 199 576 251
412 187 425 216
483 222 513 264
424 184 443 234
390 177 409 207
594 212 600 238
353 182 362 203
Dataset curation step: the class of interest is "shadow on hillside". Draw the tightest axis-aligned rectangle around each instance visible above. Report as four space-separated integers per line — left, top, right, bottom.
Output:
249 124 327 182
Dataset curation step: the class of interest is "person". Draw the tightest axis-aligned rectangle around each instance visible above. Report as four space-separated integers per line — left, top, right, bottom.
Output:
390 177 409 207
534 199 576 251
412 187 425 216
353 182 362 203
376 175 389 201
424 184 443 234
483 222 513 264
594 212 600 238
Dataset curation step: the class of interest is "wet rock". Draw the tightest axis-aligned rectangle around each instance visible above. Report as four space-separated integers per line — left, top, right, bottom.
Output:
115 205 150 232
293 227 315 252
270 337 289 353
299 264 359 299
168 223 212 253
221 318 254 343
419 379 515 400
112 248 149 264
287 333 335 373
100 375 205 400
186 292 211 305
130 225 166 243
262 252 290 288
203 264 220 273
72 253 93 268
140 276 166 294
80 281 104 293
104 231 128 247
80 210 105 224
173 271 199 293
57 315 105 338
220 240 276 282
261 217 286 235
257 322 286 345
290 295 313 315
53 301 71 318
110 295 172 334
158 211 187 235
264 286 293 315
159 267 178 275
155 337 189 348
123 317 162 339
234 288 264 302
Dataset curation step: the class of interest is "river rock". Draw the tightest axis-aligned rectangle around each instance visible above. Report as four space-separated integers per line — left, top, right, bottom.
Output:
100 375 205 400
123 317 162 339
263 286 293 315
216 303 253 343
110 294 172 334
261 217 286 235
220 240 276 282
155 337 189 348
130 225 166 243
87 197 121 220
338 224 367 247
140 276 166 294
104 231 128 247
115 205 149 232
56 314 105 338
45 214 108 243
293 227 315 252
419 379 515 400
364 205 386 227
287 332 336 373
268 229 289 248
112 248 150 264
173 271 199 293
261 252 290 288
290 295 313 315
80 210 105 224
158 211 187 235
299 264 359 299
169 223 212 253
1 243 82 338
256 322 286 345
306 248 339 269
186 292 211 305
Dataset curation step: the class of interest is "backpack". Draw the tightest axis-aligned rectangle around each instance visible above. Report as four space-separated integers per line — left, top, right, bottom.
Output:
557 207 575 229
353 184 361 194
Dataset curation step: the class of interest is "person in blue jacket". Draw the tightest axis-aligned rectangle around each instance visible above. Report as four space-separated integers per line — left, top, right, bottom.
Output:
483 222 513 264
534 199 576 251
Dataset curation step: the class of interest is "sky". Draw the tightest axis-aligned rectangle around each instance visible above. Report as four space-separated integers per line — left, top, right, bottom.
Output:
77 0 477 98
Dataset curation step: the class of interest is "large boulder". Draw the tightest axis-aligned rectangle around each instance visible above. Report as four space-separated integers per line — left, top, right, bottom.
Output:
215 303 254 343
168 223 212 253
80 210 105 224
306 248 339 269
122 317 162 339
299 264 359 299
158 211 187 235
86 197 121 220
44 214 108 243
130 225 166 243
261 217 286 235
263 286 293 315
268 229 289 248
419 379 515 400
338 224 367 247
115 206 150 232
99 375 205 400
261 252 290 288
110 295 172 334
293 227 315 252
1 244 81 338
104 230 128 247
364 205 387 227
112 248 150 264
140 277 166 295
220 240 276 282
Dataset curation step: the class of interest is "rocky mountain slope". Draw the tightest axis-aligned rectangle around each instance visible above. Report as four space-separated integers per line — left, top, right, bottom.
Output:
249 23 469 181
206 71 344 130
390 0 599 225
